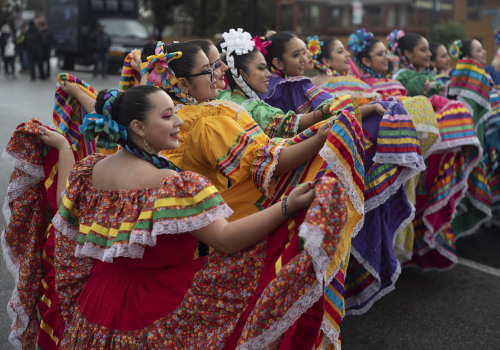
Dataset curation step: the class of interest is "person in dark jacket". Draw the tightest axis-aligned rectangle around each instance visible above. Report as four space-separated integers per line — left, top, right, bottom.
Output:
26 20 44 80
1 24 16 78
16 24 29 72
88 23 111 78
39 22 52 79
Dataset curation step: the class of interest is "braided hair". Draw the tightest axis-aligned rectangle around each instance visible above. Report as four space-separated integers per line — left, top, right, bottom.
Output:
217 29 263 99
387 30 424 70
264 31 296 77
82 86 181 170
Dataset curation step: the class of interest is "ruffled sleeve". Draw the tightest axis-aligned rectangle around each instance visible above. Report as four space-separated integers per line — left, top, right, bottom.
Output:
177 103 286 196
52 154 233 263
394 69 443 97
243 98 301 138
217 89 302 138
260 76 332 114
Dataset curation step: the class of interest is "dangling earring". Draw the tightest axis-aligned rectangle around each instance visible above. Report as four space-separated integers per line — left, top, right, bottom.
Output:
186 93 198 105
143 138 155 153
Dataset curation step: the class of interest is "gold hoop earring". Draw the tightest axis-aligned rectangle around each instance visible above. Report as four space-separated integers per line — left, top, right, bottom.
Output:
143 138 155 153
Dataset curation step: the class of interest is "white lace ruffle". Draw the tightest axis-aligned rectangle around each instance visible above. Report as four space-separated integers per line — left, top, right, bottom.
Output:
345 202 414 315
393 203 416 264
1 150 45 350
200 99 254 123
319 145 364 216
292 114 302 136
448 87 492 112
1 231 25 350
236 221 333 349
421 144 482 240
2 151 44 179
53 205 234 263
372 152 424 169
260 145 283 198
328 89 380 100
320 320 341 350
345 261 401 316
364 159 426 213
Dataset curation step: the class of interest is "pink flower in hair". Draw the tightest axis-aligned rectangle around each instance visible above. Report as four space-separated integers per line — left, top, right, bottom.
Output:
253 36 272 55
387 29 405 53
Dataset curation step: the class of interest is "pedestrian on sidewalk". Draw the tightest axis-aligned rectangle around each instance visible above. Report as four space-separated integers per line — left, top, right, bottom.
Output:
40 22 52 79
0 24 16 78
88 23 111 78
26 20 44 80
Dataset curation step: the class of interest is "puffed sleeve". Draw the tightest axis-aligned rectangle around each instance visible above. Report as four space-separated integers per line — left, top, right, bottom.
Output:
182 111 287 196
244 98 302 138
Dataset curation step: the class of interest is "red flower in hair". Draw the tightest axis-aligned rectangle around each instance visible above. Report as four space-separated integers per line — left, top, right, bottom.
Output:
252 36 272 55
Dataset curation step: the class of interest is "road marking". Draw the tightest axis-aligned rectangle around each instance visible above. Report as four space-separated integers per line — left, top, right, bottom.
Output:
458 257 500 278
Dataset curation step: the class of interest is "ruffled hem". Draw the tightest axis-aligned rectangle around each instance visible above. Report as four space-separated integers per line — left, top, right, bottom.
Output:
1 150 45 350
364 160 425 213
344 261 401 316
1 232 25 350
421 145 482 239
241 220 342 349
263 75 313 102
449 88 491 126
53 204 234 262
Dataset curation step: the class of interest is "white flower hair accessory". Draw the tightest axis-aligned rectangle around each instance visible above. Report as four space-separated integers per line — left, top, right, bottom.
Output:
220 28 255 77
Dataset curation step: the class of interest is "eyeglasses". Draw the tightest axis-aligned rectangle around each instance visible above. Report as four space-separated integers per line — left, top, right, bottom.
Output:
370 51 389 58
185 63 216 81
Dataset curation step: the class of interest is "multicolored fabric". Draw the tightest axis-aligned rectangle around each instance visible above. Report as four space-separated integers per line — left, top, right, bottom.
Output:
53 73 114 159
360 75 407 99
258 75 333 114
52 153 350 348
2 119 75 349
393 68 445 97
362 100 424 211
319 75 380 106
118 50 141 91
395 95 440 261
485 89 500 212
485 64 500 89
360 75 445 264
342 100 424 314
449 58 493 237
216 89 302 138
162 98 365 347
408 96 482 269
449 58 491 140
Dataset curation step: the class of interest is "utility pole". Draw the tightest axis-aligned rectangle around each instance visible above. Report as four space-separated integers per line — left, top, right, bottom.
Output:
429 0 440 42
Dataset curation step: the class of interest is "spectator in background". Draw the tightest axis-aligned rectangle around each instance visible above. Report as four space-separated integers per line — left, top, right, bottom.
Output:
26 20 44 80
40 21 52 79
1 24 16 78
88 23 111 78
16 23 28 72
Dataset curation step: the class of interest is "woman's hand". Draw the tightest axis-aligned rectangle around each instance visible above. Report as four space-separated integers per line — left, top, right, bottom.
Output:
130 50 142 73
58 80 81 98
314 117 334 143
286 181 315 214
373 103 386 116
38 126 72 151
320 102 332 117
